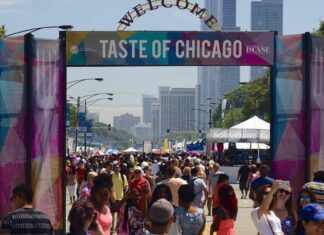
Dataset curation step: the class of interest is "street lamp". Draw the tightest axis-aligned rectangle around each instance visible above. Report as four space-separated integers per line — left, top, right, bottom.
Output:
67 78 104 89
4 25 73 37
74 92 113 152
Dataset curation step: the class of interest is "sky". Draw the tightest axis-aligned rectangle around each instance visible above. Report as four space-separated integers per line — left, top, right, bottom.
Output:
2 0 324 124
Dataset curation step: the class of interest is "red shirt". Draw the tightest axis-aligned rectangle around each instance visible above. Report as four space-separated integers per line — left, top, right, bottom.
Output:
130 177 150 210
76 167 86 184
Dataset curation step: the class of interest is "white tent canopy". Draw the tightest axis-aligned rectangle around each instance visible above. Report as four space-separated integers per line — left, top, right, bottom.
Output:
207 116 270 143
231 116 270 130
124 147 138 153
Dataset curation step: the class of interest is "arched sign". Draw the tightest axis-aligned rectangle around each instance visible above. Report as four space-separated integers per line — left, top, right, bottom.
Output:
117 0 221 32
66 31 274 67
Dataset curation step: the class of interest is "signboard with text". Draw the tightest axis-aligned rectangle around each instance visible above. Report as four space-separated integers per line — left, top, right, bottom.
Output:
66 31 274 66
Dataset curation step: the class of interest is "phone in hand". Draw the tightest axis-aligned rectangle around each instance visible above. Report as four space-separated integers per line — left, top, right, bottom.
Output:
281 180 290 189
88 213 97 231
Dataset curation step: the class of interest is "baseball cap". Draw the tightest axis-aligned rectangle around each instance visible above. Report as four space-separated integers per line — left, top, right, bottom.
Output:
300 203 324 222
150 199 174 223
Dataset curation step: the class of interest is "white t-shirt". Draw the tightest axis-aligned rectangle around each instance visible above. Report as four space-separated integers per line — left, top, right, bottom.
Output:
251 207 282 235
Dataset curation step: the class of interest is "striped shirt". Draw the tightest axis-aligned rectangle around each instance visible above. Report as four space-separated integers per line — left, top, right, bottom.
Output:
303 181 324 205
0 208 53 235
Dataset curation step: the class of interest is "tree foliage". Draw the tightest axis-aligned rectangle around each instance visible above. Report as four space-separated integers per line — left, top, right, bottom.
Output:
313 20 324 36
92 122 136 150
212 73 270 128
0 25 5 38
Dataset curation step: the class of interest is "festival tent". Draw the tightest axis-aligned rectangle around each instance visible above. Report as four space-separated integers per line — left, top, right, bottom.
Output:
230 116 270 160
230 115 270 130
124 147 138 153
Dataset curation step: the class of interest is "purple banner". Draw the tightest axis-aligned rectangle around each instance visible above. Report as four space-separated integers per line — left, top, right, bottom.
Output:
31 38 64 230
66 31 274 66
272 35 305 193
310 35 324 175
0 37 26 220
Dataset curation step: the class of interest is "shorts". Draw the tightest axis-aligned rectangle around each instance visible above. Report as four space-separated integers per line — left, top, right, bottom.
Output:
67 184 77 197
239 181 249 191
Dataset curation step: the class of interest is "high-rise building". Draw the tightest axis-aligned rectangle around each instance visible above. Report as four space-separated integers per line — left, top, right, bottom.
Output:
142 95 158 124
250 0 283 80
132 123 153 144
151 102 160 146
113 113 140 134
159 86 195 142
197 0 240 130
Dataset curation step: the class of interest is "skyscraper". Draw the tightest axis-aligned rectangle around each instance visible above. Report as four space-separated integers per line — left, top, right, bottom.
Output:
159 86 195 142
142 95 158 124
250 0 283 80
197 0 240 130
113 113 140 134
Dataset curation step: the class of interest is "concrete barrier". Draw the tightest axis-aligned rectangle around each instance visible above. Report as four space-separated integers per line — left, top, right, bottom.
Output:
219 166 240 183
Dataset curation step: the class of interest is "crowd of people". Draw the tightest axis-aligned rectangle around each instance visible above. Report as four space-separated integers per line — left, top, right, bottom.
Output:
0 151 323 235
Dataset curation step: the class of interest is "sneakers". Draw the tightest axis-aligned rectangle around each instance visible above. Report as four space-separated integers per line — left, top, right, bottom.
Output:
241 195 244 199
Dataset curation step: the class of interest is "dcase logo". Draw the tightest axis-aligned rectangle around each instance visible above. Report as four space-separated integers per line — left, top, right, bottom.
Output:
246 45 270 55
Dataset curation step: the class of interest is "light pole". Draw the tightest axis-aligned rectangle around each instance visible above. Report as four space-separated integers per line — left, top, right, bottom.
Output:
74 93 113 153
83 97 113 153
4 25 73 37
67 77 103 89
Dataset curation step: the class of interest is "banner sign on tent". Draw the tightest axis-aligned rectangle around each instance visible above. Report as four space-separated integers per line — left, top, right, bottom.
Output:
66 31 274 66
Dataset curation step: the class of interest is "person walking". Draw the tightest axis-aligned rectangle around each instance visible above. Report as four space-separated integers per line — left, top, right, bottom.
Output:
160 166 187 207
0 184 53 235
207 163 224 216
188 167 208 209
237 160 251 199
210 184 238 235
146 199 175 235
176 184 206 235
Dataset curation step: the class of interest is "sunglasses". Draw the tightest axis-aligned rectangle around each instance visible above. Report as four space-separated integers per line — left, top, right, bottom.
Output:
278 189 291 195
299 196 311 202
264 191 270 195
134 170 141 174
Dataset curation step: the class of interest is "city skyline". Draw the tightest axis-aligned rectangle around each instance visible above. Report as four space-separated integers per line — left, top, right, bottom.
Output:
2 0 324 124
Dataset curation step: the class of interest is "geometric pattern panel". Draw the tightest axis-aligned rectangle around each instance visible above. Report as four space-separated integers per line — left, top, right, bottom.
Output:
31 38 64 230
0 36 26 220
272 35 306 193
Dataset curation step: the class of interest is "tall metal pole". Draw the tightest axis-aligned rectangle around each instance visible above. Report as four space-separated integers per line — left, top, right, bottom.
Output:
209 108 212 129
74 96 80 152
84 99 87 155
25 33 33 188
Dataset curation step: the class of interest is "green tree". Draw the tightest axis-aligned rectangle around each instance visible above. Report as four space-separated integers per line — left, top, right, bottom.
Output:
212 74 270 128
313 20 324 36
0 25 5 38
92 122 136 150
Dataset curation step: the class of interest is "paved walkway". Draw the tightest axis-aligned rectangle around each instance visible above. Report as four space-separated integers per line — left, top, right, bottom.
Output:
66 184 257 234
